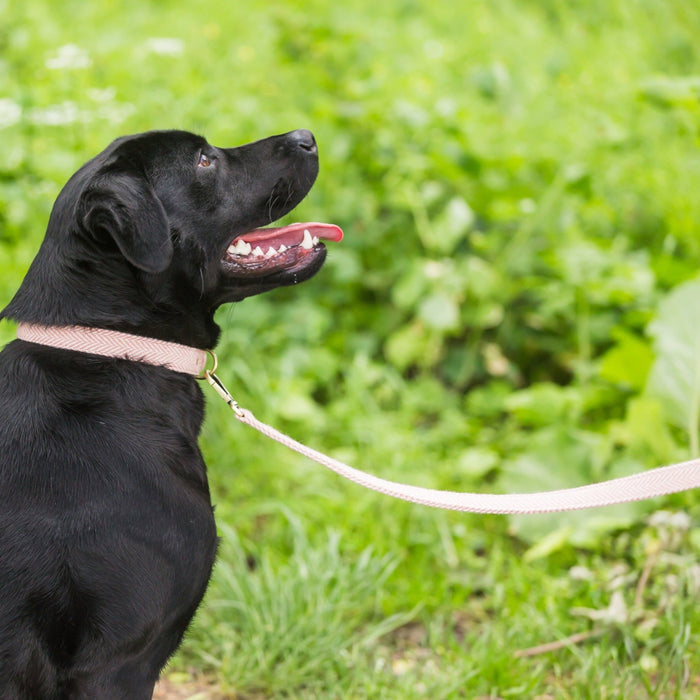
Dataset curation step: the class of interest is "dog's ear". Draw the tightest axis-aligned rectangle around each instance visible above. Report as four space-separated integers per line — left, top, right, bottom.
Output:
75 165 173 274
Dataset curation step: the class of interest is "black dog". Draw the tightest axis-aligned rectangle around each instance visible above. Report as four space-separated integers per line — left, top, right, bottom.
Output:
0 129 341 699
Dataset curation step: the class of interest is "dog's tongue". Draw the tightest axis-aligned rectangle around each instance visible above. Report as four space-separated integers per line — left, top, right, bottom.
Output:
238 222 343 248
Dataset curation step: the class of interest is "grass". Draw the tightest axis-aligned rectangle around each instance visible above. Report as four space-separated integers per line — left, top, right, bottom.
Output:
170 506 698 698
181 514 413 697
2 0 700 697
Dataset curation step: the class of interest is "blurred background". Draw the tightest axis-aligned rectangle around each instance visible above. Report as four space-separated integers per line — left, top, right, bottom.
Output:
1 0 699 697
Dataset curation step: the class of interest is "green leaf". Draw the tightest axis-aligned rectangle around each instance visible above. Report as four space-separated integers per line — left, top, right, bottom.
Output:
417 293 460 331
640 75 700 108
384 321 441 370
276 392 323 423
646 275 700 455
523 526 574 562
455 447 499 479
610 396 678 463
417 196 474 254
598 329 654 391
504 383 577 427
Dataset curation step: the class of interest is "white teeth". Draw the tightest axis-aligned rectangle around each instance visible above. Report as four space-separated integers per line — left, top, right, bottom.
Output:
300 229 314 250
227 234 315 259
230 239 252 256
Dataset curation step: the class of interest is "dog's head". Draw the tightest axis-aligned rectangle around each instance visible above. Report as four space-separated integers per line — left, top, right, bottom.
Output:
2 129 342 347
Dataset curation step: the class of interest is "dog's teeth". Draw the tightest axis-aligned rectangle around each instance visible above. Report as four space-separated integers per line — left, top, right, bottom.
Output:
230 239 251 256
278 244 287 253
265 247 277 258
312 236 319 246
252 246 264 257
300 229 314 250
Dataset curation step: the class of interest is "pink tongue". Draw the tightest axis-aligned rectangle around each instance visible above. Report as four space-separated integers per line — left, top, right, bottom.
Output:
237 222 343 247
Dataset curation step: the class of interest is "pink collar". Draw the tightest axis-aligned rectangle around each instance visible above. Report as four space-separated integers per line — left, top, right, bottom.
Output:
16 323 209 376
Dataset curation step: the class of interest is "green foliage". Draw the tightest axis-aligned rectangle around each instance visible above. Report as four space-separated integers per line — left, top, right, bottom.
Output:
647 275 700 456
2 0 700 696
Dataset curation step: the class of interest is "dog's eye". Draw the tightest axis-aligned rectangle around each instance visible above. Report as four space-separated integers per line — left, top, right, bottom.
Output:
198 153 213 168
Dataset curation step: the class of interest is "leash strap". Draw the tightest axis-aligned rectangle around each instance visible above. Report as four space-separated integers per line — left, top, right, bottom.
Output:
205 370 700 515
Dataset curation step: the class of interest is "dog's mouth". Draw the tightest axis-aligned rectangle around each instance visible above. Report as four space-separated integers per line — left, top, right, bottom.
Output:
221 222 343 280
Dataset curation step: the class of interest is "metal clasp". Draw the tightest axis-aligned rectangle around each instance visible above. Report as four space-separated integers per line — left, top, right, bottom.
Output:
203 370 245 417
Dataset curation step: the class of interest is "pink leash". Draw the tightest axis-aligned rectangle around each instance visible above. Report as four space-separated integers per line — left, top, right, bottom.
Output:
204 367 700 515
16 323 700 515
234 406 700 514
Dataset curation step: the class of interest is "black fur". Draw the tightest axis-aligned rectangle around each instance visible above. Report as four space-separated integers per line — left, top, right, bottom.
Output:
0 129 323 699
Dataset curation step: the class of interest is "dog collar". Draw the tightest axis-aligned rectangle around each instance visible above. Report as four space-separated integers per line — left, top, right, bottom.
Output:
16 323 210 376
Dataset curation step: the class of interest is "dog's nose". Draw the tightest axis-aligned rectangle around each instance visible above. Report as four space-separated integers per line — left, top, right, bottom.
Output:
289 129 317 154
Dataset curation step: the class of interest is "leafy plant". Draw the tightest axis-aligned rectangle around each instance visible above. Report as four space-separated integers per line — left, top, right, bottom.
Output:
647 275 700 456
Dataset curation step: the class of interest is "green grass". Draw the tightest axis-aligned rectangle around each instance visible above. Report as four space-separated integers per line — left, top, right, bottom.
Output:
173 508 698 698
2 0 700 697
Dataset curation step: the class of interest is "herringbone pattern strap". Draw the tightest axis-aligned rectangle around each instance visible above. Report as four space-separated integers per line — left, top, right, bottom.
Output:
234 407 700 514
16 323 208 376
204 371 700 514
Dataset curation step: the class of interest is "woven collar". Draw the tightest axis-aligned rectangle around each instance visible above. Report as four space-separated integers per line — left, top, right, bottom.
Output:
16 323 209 376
